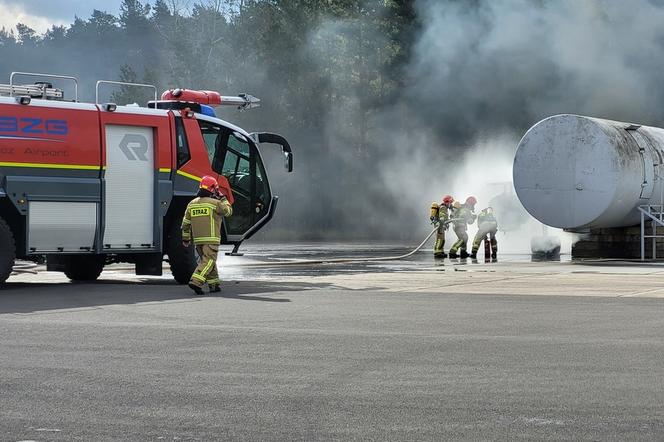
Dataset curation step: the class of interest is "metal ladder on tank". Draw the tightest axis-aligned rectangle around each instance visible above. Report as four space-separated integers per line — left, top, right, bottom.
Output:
637 160 664 260
638 205 664 260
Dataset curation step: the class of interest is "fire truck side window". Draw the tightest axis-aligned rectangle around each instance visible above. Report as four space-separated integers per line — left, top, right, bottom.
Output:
255 158 269 205
228 131 250 156
197 120 223 164
175 117 191 167
221 137 253 235
222 150 240 180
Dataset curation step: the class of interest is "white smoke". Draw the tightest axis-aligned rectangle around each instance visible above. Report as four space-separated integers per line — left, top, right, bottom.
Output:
261 0 664 246
364 0 664 250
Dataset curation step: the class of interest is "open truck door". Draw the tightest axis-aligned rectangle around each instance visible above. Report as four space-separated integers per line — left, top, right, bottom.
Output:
251 132 294 173
192 118 293 255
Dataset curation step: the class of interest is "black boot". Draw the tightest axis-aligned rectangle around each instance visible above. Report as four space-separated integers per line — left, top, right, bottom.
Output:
209 285 221 293
460 250 469 259
188 283 204 295
448 251 458 258
470 251 477 259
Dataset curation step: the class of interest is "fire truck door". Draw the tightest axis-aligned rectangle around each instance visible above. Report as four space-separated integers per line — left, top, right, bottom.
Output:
213 130 272 240
103 125 155 249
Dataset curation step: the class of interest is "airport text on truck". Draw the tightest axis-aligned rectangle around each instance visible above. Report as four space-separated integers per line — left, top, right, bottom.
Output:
0 72 294 284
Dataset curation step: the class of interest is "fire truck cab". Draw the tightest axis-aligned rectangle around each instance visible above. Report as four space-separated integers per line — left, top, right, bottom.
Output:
0 72 293 284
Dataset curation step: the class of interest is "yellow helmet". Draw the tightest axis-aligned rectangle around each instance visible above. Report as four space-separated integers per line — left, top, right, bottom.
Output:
453 201 461 209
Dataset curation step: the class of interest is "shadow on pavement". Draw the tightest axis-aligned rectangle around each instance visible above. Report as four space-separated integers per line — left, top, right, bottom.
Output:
0 279 332 314
212 293 291 302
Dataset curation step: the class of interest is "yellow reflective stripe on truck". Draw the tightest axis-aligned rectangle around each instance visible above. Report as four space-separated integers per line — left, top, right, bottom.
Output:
176 170 201 182
0 161 101 170
0 163 181 173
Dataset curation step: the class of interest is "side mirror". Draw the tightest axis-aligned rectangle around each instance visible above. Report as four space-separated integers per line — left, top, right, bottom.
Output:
284 151 293 173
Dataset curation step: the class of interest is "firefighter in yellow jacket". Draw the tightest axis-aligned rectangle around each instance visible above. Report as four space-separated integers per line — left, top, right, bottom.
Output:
471 207 498 259
430 195 455 258
448 196 477 259
181 176 233 295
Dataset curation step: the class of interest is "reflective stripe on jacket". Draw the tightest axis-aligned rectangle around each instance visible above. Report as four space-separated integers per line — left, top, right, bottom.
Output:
181 196 233 245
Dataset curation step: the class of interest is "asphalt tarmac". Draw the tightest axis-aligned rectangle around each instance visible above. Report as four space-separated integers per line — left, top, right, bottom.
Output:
2 245 664 440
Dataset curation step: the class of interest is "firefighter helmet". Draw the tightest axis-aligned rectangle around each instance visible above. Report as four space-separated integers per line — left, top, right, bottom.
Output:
199 175 219 192
453 201 461 209
465 196 477 207
442 195 454 205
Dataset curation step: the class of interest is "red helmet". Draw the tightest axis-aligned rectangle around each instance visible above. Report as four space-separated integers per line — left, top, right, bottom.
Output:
199 175 219 192
465 196 477 207
442 195 454 205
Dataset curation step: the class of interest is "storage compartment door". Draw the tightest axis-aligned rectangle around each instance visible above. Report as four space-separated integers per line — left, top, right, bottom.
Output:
103 125 155 249
29 201 97 252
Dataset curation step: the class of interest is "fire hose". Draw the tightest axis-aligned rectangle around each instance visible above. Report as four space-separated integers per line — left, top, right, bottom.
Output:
227 219 461 267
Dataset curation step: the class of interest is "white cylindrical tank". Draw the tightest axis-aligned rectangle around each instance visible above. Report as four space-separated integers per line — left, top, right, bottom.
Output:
513 114 664 231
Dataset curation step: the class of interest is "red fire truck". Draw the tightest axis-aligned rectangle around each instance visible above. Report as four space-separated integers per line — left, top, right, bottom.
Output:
0 72 293 284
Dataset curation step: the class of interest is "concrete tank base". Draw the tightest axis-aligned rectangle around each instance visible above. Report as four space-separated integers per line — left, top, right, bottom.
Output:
572 226 664 259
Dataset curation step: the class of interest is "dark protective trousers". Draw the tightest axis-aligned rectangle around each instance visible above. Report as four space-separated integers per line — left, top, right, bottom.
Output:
190 244 220 288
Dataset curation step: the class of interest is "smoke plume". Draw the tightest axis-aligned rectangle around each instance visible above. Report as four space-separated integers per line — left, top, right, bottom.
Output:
263 0 664 250
406 0 664 141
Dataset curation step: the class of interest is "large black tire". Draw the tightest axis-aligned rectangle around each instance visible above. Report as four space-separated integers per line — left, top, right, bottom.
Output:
0 217 16 284
64 255 105 282
167 218 196 284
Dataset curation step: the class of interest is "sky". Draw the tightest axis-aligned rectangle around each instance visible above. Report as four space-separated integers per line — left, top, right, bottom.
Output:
0 0 123 33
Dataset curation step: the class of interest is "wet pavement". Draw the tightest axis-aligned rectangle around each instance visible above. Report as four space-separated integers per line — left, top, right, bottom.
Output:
218 242 565 279
2 244 664 440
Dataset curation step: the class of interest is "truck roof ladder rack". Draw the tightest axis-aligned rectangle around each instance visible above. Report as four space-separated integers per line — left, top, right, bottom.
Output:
0 83 64 100
3 71 78 101
95 80 157 106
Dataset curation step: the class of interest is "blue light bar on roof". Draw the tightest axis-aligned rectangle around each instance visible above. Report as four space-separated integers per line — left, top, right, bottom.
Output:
200 104 216 117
